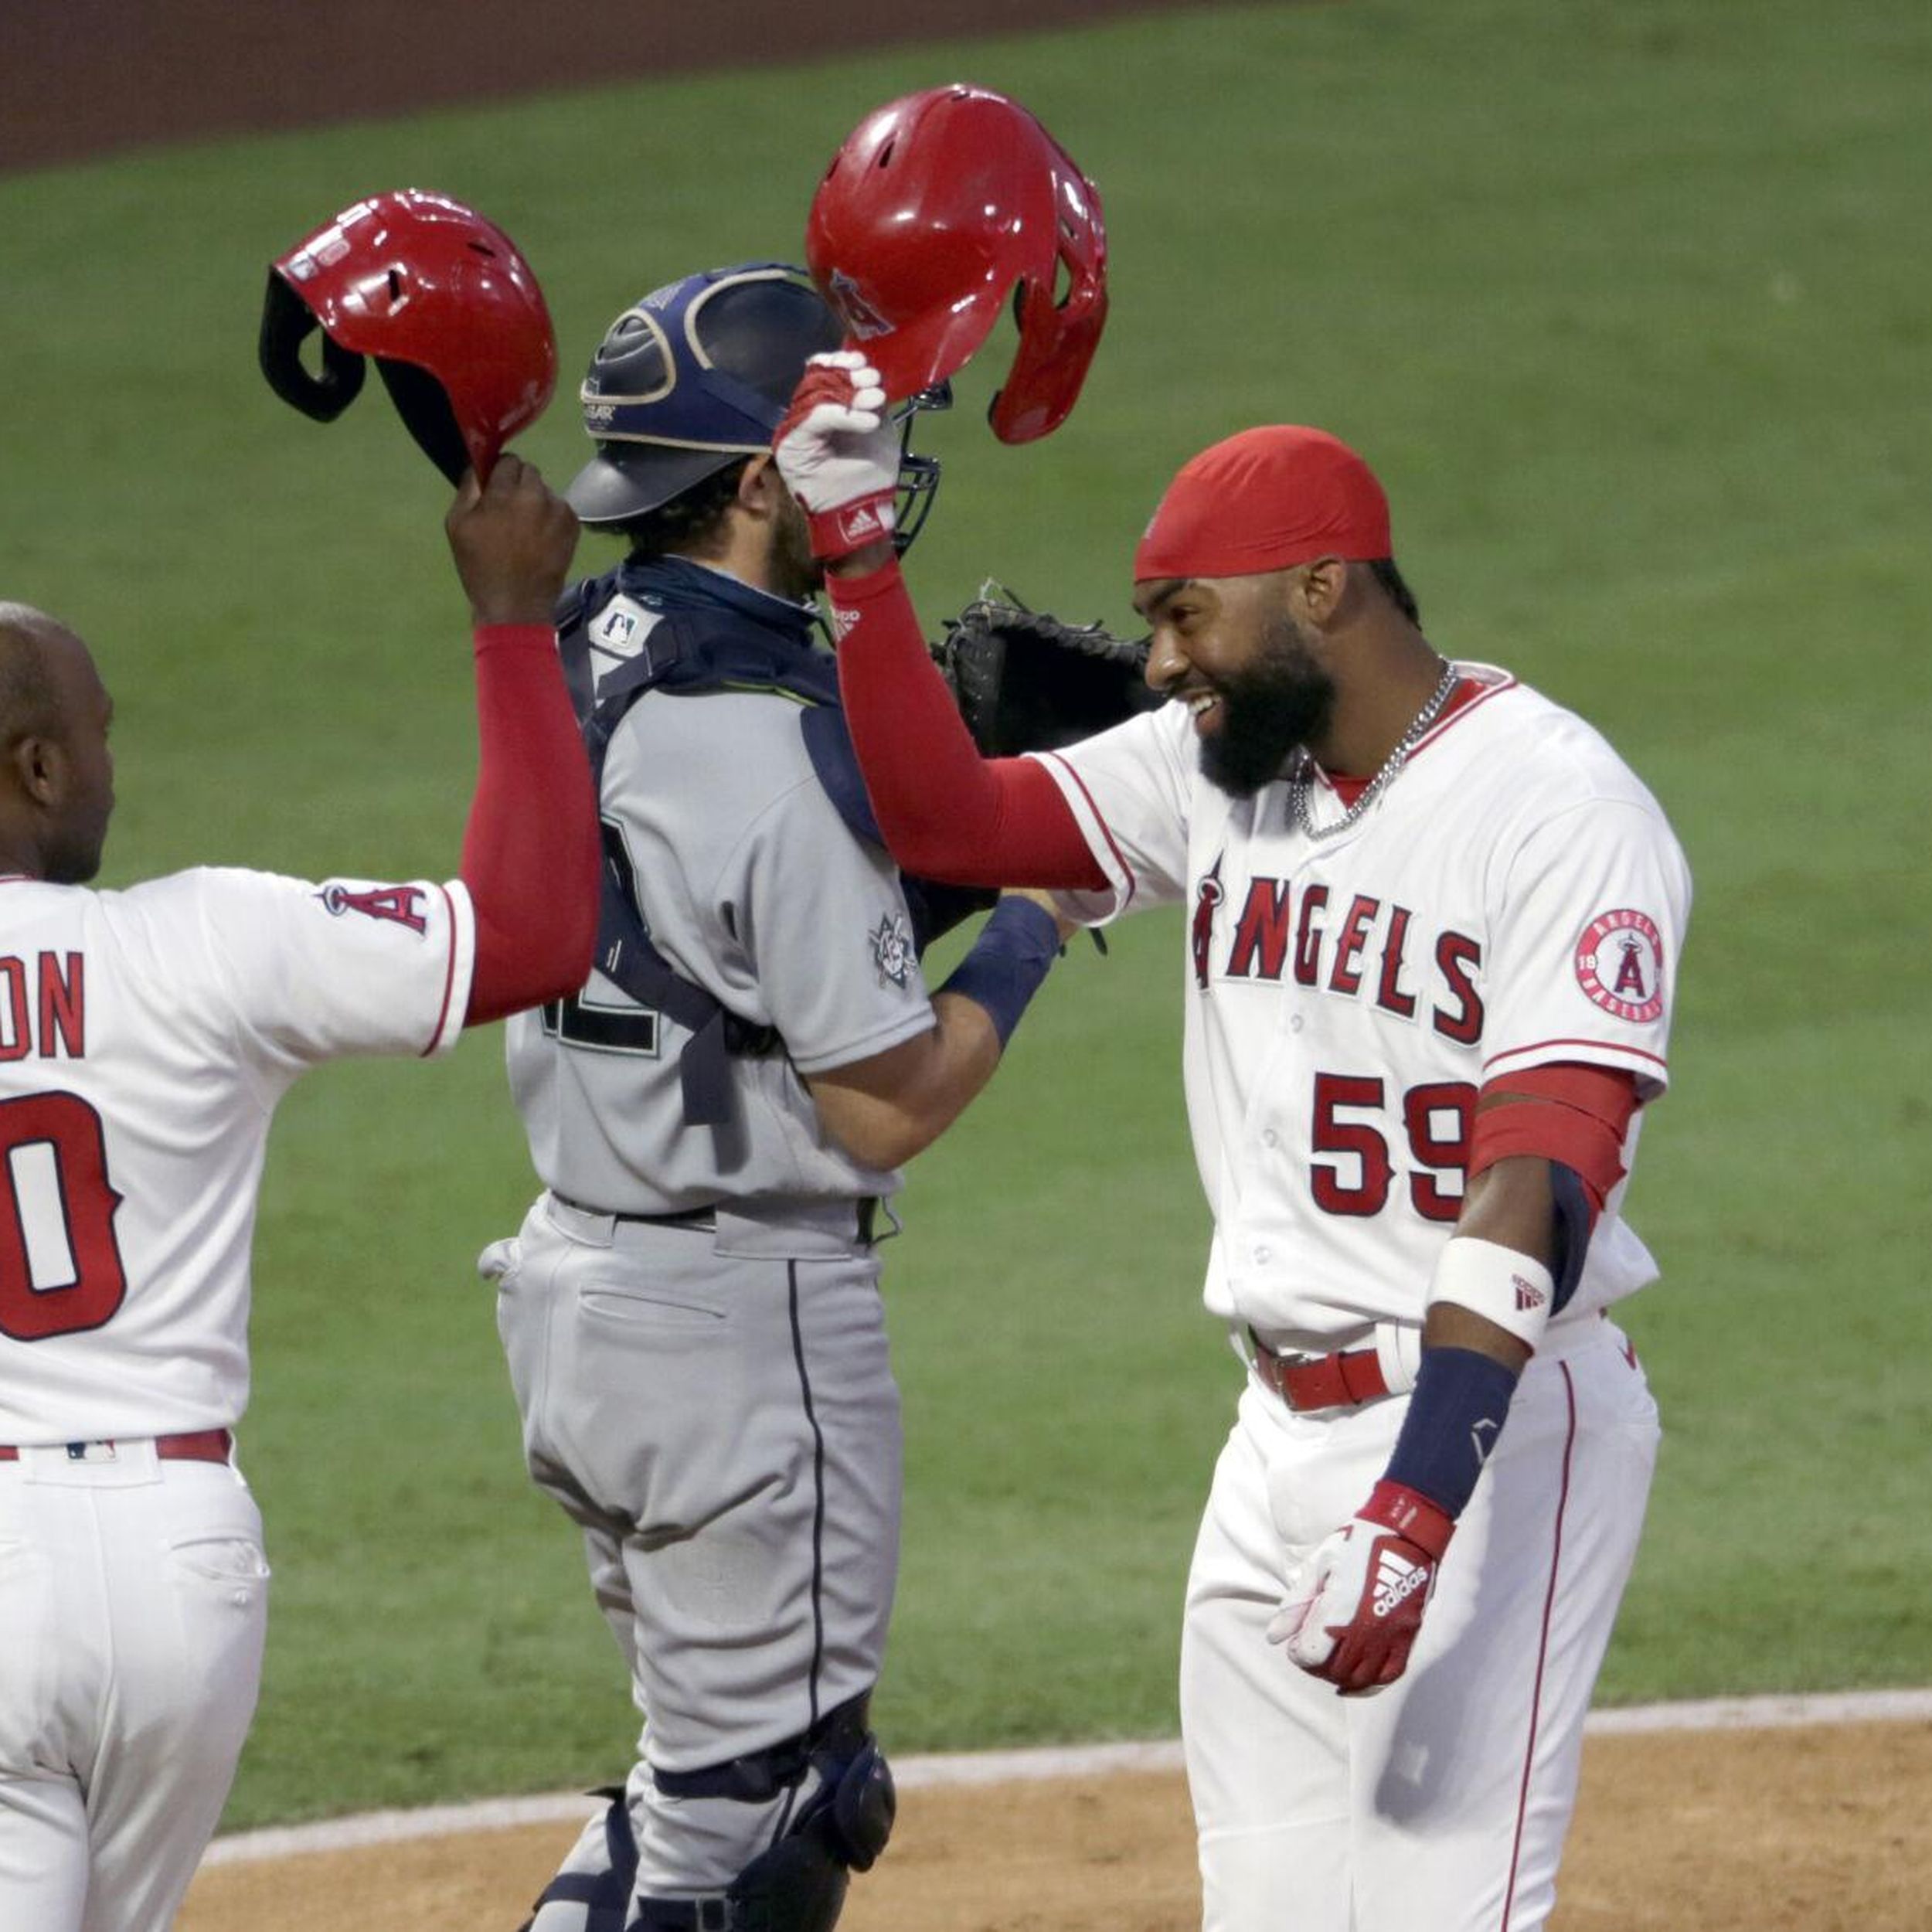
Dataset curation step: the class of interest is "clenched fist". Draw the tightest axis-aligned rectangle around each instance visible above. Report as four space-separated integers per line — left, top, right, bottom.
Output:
445 454 579 628
771 352 899 560
1267 1481 1455 1696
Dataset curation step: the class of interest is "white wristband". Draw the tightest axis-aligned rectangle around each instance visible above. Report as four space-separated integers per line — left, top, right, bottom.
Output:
1427 1236 1556 1350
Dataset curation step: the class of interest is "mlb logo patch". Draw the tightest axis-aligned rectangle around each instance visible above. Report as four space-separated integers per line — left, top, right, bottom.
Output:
594 606 639 648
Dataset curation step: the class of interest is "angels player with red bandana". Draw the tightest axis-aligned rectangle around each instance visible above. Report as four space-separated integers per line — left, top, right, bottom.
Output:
774 379 1691 1930
0 454 599 1932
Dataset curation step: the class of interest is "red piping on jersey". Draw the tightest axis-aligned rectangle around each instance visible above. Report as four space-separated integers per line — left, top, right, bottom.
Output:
1034 750 1138 912
1498 1360 1578 1931
1485 1036 1669 1076
420 882 461 1058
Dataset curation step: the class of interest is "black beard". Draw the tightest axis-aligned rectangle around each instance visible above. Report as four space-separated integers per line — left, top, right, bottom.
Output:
1198 615 1337 798
768 496 821 604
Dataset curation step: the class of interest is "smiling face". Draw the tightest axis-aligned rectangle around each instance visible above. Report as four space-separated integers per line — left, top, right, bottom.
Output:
1135 571 1337 798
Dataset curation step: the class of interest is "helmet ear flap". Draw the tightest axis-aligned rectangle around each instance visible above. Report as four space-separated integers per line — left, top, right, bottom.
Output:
257 270 367 423
373 356 471 486
987 270 1107 446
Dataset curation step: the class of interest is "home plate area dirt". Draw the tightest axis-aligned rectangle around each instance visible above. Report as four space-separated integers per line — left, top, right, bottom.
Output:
180 1719 1931 1932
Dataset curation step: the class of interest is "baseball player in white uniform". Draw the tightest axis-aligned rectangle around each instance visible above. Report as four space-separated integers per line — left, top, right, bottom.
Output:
490 268 1070 1932
774 383 1692 1931
0 457 599 1932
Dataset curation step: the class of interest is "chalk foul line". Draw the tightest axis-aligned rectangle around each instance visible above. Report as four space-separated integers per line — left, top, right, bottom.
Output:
202 1685 1932 1867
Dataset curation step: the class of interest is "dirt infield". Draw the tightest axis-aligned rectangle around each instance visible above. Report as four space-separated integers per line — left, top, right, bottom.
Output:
0 0 1179 174
179 1721 1932 1931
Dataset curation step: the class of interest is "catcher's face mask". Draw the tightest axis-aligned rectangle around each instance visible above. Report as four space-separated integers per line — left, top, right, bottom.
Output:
806 84 1109 445
889 382 950 556
260 189 558 485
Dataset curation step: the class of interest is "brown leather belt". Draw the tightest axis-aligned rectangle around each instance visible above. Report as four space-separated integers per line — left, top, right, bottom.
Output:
0 1427 233 1464
1250 1334 1391 1412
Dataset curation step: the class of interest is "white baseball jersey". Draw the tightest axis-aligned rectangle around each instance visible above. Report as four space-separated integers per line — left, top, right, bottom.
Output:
505 589 937 1215
0 866 474 1443
1036 665 1692 1351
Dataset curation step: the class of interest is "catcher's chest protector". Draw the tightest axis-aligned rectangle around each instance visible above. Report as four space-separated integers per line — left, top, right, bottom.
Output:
554 568 866 1127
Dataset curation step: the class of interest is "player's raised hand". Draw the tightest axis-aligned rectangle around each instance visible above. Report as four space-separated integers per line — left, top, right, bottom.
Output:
1267 1481 1455 1696
445 453 580 629
771 351 899 560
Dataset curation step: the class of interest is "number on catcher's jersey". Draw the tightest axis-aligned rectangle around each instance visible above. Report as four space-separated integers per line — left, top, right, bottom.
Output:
540 988 662 1056
0 1090 129 1340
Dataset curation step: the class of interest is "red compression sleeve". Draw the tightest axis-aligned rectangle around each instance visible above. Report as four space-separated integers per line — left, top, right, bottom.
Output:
1470 1063 1638 1214
460 624 600 1026
828 563 1107 890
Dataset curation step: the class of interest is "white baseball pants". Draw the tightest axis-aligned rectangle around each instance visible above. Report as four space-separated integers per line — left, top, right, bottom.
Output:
1181 1315 1658 1932
0 1444 269 1932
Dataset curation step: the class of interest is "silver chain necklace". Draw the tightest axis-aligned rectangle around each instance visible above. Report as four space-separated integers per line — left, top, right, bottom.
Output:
1289 661 1460 841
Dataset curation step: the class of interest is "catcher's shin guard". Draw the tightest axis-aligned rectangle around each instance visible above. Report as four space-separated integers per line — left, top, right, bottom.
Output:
631 1696 896 1932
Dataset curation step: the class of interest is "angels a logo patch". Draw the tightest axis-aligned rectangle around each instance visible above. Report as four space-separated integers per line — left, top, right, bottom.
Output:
828 270 892 341
870 913 913 990
1573 908 1665 1023
318 883 427 934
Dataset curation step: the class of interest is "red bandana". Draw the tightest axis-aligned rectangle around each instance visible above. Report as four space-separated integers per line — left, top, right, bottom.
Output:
1134 425 1392 582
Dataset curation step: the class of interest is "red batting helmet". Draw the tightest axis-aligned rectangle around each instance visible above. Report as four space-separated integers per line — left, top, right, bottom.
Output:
805 85 1108 444
259 189 557 485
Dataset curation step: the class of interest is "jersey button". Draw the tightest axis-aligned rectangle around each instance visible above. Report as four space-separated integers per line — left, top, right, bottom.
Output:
1254 1245 1272 1265
1261 1130 1280 1149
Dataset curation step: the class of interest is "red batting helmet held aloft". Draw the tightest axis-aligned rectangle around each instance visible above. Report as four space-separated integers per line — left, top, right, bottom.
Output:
805 85 1108 444
259 189 557 485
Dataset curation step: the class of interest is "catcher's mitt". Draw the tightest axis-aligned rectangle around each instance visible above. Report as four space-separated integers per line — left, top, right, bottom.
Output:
933 581 1161 757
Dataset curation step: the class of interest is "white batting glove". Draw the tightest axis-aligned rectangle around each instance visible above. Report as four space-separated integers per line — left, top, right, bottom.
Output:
771 351 899 560
1266 1481 1454 1696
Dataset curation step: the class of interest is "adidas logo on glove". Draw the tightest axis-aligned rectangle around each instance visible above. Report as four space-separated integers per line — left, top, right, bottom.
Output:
1371 1548 1429 1619
838 501 890 543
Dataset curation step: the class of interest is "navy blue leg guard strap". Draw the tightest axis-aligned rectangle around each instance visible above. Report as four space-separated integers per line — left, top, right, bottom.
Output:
520 1786 639 1932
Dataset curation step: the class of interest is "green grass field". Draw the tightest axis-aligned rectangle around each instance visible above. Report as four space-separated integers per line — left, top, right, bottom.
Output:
2 0 1928 1830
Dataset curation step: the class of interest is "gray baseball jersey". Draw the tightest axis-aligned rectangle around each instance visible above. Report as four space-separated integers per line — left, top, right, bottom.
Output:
505 589 935 1215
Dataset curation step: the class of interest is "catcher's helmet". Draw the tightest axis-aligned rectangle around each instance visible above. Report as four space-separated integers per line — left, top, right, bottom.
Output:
566 262 946 552
259 189 557 485
805 85 1108 444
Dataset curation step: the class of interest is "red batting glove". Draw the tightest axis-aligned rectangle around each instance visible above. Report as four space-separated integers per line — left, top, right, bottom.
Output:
771 352 899 560
1266 1481 1456 1696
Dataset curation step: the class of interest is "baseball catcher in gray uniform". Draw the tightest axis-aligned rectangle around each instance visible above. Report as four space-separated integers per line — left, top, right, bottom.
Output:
485 263 1071 1932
